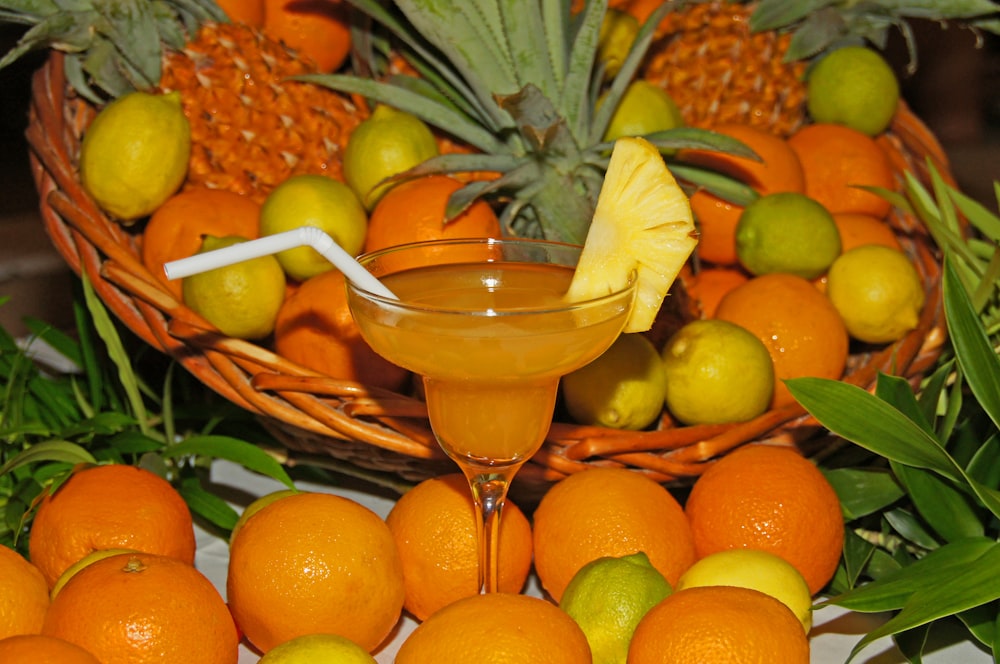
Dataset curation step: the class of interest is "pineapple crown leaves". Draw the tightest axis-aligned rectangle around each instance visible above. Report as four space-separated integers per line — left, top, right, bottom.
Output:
303 0 743 243
750 0 1000 67
0 0 227 103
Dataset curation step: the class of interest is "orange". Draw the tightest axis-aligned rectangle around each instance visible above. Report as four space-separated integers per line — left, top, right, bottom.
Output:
364 174 501 254
680 123 806 196
28 464 196 589
273 268 411 391
0 545 49 639
42 552 238 664
686 266 749 318
385 473 532 621
532 467 696 602
684 444 845 595
226 491 404 654
395 592 591 664
832 212 903 253
787 122 895 218
628 585 810 663
142 187 261 299
214 0 264 26
714 273 849 408
0 634 102 664
263 0 352 73
690 189 743 266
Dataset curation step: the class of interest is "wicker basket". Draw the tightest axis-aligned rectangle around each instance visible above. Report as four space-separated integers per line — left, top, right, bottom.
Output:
27 51 951 496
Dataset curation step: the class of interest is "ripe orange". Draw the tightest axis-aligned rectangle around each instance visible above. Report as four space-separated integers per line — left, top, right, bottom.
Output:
385 473 532 621
714 273 849 408
0 634 102 664
0 545 49 639
787 122 895 218
690 189 743 266
681 123 805 196
684 444 845 594
28 464 196 588
226 491 405 654
832 212 903 253
628 586 810 663
395 592 591 664
42 552 239 664
532 467 696 602
141 187 261 299
364 174 501 254
214 0 264 26
273 268 411 391
263 0 352 73
686 266 749 318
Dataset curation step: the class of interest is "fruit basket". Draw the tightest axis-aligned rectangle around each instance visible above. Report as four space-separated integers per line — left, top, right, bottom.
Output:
25 6 953 494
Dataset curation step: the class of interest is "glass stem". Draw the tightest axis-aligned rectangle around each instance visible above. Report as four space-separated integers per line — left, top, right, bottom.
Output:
465 469 517 594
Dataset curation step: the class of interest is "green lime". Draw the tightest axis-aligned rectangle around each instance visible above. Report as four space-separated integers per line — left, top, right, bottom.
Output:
561 333 668 430
676 549 814 632
735 192 841 279
342 104 439 209
182 235 286 340
258 633 376 663
80 91 190 221
560 552 672 664
603 80 684 142
826 244 925 343
661 319 774 426
807 46 900 136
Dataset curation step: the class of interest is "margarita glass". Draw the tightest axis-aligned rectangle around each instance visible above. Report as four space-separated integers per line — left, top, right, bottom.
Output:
346 238 636 593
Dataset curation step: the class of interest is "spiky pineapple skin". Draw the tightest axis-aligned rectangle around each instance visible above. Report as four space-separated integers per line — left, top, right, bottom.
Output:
158 22 368 203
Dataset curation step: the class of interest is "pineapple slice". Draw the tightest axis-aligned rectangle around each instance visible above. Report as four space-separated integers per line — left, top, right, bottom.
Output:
567 137 698 333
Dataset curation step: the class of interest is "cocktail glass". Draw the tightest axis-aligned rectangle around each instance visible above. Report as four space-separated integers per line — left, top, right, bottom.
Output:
346 238 636 594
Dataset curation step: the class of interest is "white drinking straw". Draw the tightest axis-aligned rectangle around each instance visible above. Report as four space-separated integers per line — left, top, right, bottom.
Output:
162 226 398 299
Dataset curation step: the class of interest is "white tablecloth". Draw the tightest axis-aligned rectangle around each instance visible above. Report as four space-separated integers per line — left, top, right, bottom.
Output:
196 461 990 663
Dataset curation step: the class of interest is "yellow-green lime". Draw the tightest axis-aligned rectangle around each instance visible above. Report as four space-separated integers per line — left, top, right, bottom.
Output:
807 45 900 136
735 191 841 279
257 633 376 663
342 104 439 209
826 244 925 344
561 333 668 431
661 319 774 426
597 8 639 81
559 552 672 664
676 549 814 632
603 80 684 142
79 91 190 221
259 174 368 282
230 489 299 543
182 235 286 340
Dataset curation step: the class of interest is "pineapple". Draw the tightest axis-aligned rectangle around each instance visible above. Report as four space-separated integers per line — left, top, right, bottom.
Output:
566 136 698 333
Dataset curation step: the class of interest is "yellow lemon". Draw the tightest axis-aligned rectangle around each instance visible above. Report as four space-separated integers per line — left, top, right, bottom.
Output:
676 549 814 632
826 244 925 344
735 191 841 279
182 235 286 340
661 319 774 426
602 80 684 142
597 8 639 81
807 45 900 136
559 552 672 664
79 91 190 222
342 104 439 209
257 633 376 663
259 174 368 282
561 333 667 430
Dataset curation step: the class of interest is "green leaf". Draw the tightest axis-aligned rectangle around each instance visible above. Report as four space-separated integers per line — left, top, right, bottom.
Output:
882 506 940 550
177 479 239 532
824 467 904 520
892 463 984 542
0 440 96 476
498 0 558 97
160 436 295 490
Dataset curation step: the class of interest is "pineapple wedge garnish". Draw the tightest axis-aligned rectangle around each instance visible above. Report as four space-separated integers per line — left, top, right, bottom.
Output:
567 137 698 333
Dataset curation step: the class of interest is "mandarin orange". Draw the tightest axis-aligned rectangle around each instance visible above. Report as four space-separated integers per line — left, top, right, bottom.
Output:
273 268 411 391
214 0 264 25
686 266 749 318
690 189 743 266
832 212 903 253
0 545 49 639
714 273 849 408
364 174 501 254
0 634 103 664
680 123 805 195
28 464 196 588
628 585 810 663
42 552 238 664
385 473 532 621
141 187 261 299
226 491 404 654
787 122 895 218
395 593 591 664
532 467 696 602
263 0 352 72
684 444 845 595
